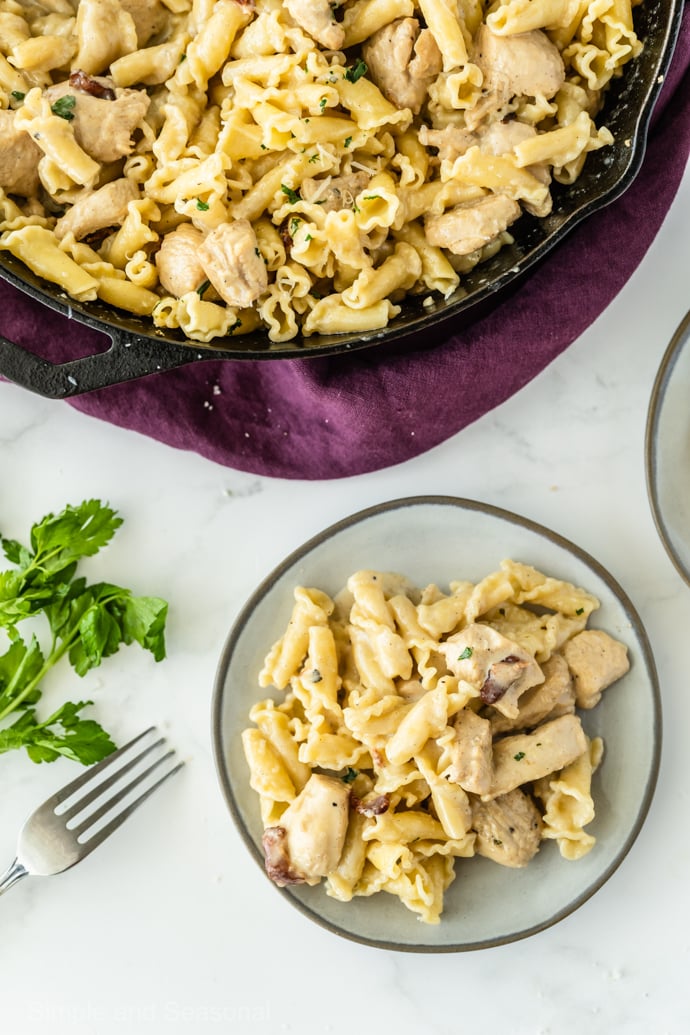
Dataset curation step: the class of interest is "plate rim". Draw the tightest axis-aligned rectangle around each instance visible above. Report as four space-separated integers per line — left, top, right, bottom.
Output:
211 495 662 952
645 308 690 587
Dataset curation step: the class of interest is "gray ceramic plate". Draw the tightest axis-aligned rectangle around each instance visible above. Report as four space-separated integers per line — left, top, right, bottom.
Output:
646 310 690 585
212 496 660 951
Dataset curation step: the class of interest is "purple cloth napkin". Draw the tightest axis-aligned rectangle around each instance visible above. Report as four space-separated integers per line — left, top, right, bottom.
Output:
2 11 690 480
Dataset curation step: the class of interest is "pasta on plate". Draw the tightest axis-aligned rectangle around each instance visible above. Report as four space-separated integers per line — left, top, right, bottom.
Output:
242 560 630 923
0 0 643 344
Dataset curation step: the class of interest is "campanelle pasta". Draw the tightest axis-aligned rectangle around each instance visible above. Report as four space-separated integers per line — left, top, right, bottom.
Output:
0 0 643 344
242 560 630 923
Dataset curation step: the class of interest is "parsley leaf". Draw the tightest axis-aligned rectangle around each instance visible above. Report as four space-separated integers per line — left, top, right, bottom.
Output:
51 95 76 121
281 183 300 204
345 60 367 84
0 701 116 765
0 501 168 765
458 646 473 660
1 500 122 628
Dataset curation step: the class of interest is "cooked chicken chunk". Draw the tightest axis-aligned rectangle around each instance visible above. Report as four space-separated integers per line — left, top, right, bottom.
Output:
284 0 344 50
45 79 150 164
561 630 630 709
300 172 371 212
474 26 565 103
198 220 268 308
488 653 576 735
120 0 167 46
472 788 543 867
485 714 588 800
54 177 138 241
442 708 493 796
155 224 208 297
425 194 522 256
362 18 442 115
0 109 42 198
418 123 476 162
479 118 537 157
439 622 543 718
73 0 138 75
479 118 552 212
263 774 350 886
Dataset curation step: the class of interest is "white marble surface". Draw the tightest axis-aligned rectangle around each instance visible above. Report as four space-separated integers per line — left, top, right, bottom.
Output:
1 158 689 1035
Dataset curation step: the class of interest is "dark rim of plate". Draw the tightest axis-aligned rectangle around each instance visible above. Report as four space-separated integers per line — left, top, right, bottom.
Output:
645 308 690 587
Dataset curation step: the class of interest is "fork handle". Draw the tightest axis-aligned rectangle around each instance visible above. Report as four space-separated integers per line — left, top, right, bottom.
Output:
0 858 28 897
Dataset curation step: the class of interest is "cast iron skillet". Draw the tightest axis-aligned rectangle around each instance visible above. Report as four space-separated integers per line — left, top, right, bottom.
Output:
0 0 683 399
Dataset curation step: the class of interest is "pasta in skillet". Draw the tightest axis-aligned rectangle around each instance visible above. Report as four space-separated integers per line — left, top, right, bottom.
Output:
0 0 644 344
242 560 630 924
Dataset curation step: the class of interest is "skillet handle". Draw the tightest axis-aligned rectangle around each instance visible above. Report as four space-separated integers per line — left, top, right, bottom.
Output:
0 326 202 399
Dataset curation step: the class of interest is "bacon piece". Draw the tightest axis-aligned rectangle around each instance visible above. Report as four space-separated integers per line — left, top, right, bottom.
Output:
69 70 116 101
481 655 529 704
261 827 306 886
351 793 390 817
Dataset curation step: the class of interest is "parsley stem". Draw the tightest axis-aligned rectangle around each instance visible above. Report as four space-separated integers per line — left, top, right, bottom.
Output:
0 636 66 723
0 590 119 722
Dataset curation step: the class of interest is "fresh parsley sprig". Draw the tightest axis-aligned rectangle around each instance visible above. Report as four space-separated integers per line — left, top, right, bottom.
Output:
0 501 168 765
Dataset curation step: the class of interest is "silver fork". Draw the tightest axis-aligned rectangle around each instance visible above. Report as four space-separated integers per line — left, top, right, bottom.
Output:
0 727 183 896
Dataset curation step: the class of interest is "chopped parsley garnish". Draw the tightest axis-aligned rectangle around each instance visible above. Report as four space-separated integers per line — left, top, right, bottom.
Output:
345 59 368 83
51 95 76 121
363 194 381 200
308 152 319 163
319 96 327 113
289 216 302 236
576 607 584 615
305 233 313 242
196 279 211 297
10 90 25 102
281 183 300 204
514 751 526 761
344 136 352 148
458 646 473 660
342 767 358 784
196 199 210 211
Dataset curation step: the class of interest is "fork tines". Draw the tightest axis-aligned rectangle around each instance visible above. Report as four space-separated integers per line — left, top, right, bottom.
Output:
54 727 183 848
